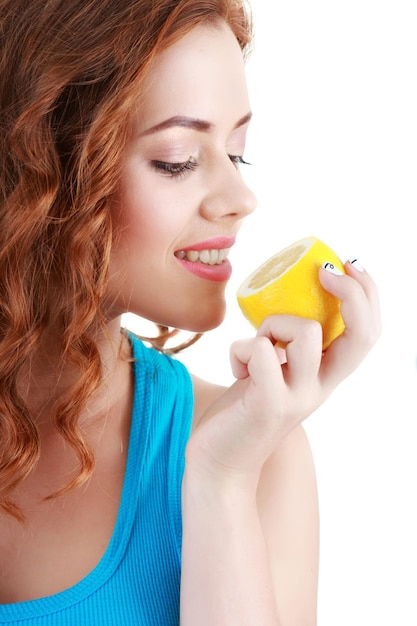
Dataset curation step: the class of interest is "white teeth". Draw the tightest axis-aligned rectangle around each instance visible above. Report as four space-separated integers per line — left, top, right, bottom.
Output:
198 250 210 264
186 250 199 262
218 249 227 263
175 248 230 265
209 250 219 265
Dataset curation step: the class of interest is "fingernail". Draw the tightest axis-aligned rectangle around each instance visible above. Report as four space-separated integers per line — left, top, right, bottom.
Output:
348 256 365 272
322 261 344 275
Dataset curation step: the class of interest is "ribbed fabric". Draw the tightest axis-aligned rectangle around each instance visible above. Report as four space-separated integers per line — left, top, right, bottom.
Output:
0 333 194 625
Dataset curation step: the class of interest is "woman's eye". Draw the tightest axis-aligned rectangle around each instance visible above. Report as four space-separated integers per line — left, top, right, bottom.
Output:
151 158 198 178
228 155 251 168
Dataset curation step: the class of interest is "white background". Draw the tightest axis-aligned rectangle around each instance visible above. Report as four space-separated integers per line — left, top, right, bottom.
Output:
125 1 417 623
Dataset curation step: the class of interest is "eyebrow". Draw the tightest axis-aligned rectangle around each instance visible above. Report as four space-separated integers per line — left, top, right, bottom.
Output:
140 112 252 136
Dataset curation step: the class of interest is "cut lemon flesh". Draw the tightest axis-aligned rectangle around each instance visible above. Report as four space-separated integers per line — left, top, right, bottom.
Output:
236 236 345 350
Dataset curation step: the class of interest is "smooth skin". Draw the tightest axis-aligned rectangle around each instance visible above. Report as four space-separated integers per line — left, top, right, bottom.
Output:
0 21 380 626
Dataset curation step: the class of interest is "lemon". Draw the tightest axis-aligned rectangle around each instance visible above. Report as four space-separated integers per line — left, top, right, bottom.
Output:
236 236 345 350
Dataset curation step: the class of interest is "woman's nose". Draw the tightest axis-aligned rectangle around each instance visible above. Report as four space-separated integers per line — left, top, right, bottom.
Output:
199 159 257 221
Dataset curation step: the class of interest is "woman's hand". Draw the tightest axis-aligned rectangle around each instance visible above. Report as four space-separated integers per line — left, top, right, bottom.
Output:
186 259 381 483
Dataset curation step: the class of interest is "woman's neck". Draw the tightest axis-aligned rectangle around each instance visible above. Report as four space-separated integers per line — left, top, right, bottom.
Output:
17 316 132 431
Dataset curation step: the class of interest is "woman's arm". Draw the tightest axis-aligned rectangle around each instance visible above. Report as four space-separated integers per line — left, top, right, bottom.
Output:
257 426 319 623
181 423 318 626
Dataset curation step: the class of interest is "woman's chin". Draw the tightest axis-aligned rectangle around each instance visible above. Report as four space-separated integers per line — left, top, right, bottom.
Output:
182 303 227 334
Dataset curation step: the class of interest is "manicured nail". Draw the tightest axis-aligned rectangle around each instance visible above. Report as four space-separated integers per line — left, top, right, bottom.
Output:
322 261 344 275
348 256 365 272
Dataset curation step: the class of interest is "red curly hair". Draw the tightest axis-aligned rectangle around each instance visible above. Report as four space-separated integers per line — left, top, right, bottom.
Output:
0 0 253 517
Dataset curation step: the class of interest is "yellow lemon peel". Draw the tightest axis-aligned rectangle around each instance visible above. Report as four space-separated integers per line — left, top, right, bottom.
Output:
236 236 345 350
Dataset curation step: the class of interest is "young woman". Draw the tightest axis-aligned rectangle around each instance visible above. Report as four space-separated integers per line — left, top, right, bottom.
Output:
0 0 380 624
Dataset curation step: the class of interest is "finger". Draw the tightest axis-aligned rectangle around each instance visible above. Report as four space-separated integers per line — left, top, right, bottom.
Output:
230 336 284 386
320 260 381 347
276 346 288 365
344 258 381 332
257 315 323 389
318 262 381 389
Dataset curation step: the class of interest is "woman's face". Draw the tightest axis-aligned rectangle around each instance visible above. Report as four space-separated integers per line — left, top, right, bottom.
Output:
106 22 256 332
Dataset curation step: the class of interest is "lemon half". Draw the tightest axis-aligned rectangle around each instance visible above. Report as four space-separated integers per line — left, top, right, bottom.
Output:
236 236 345 350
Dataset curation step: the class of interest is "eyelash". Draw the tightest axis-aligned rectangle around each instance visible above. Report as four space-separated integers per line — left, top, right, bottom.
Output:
151 155 250 178
229 155 251 168
151 159 199 178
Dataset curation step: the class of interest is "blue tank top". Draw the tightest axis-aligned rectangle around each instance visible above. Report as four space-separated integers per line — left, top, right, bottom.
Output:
0 332 194 625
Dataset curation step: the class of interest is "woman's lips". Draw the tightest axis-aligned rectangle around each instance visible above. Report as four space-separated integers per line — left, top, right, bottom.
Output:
174 237 235 282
